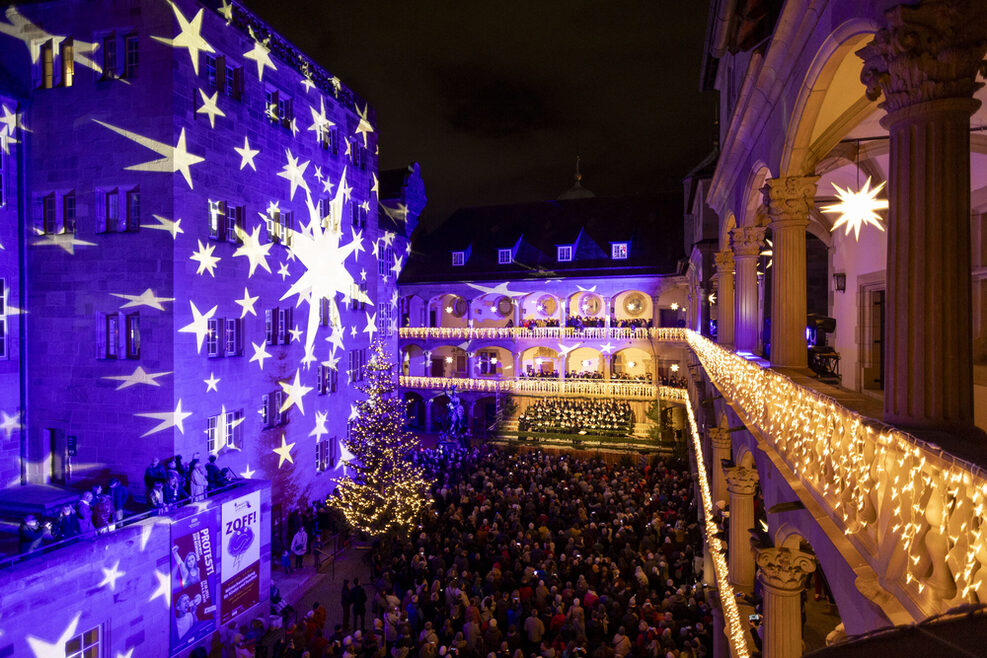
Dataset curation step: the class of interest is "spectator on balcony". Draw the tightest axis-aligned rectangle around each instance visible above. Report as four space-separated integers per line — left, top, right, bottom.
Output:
189 459 208 501
55 503 81 540
144 457 166 497
148 481 166 510
164 472 185 507
76 491 95 535
206 455 223 490
18 514 52 553
92 484 115 532
109 478 128 522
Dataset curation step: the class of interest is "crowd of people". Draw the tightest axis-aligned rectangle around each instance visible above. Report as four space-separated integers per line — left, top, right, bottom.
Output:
656 375 687 388
318 447 711 658
16 453 236 555
518 399 634 437
516 371 652 384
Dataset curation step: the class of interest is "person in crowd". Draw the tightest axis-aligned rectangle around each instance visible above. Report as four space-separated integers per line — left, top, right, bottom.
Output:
206 455 223 490
281 549 294 575
351 578 368 631
341 579 353 630
189 459 208 501
76 491 95 535
164 472 184 507
54 503 81 540
148 481 166 510
144 457 166 493
109 478 128 522
91 484 114 532
292 526 309 569
18 514 51 553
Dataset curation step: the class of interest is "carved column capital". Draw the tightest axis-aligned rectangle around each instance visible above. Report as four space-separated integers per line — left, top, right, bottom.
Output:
761 175 819 227
857 0 987 115
709 427 732 451
724 465 758 496
730 226 766 259
713 249 734 273
755 546 817 593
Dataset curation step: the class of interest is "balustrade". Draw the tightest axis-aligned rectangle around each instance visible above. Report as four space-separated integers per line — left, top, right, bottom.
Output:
399 326 687 341
399 375 685 401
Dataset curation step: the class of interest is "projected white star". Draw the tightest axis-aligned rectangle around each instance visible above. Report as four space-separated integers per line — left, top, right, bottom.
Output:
26 612 81 658
278 149 310 200
190 240 221 276
111 288 174 311
250 341 271 370
244 28 277 81
309 97 334 136
179 301 217 353
151 0 214 75
235 287 259 318
273 434 295 468
0 411 20 438
355 102 374 147
235 136 259 171
204 372 220 392
103 366 172 390
196 88 225 128
822 177 888 240
310 410 329 441
99 560 125 590
233 224 273 277
0 7 100 72
146 214 184 239
32 232 97 254
279 369 313 415
363 312 377 340
240 464 256 479
135 400 192 437
93 121 203 189
150 569 171 608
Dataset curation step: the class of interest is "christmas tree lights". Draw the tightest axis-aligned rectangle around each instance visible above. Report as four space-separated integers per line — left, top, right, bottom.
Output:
331 339 432 537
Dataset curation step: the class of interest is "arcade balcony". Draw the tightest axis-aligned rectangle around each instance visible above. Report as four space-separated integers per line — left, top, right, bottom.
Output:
399 374 687 401
398 326 682 341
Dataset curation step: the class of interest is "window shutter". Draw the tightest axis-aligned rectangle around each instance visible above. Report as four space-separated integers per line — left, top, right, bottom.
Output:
219 200 227 241
95 190 106 233
96 313 106 359
116 193 127 232
216 56 226 93
116 312 126 358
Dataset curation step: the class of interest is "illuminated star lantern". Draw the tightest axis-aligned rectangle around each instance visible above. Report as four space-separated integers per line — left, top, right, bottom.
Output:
354 102 374 147
235 286 259 318
32 232 97 255
111 288 174 311
279 369 314 416
278 149 310 200
149 569 171 608
135 400 192 437
179 301 217 353
196 88 226 128
233 224 273 277
151 0 214 75
146 214 184 239
26 612 82 658
822 176 888 240
99 560 125 591
281 172 368 360
103 366 172 390
244 27 277 81
310 410 329 441
709 292 717 305
273 434 296 468
93 121 204 189
235 136 259 171
190 239 221 276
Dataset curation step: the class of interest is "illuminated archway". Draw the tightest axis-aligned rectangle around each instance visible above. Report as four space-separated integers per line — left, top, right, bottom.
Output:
470 293 515 328
519 292 562 324
612 290 652 323
401 294 426 328
564 346 604 378
427 293 468 328
612 346 652 381
567 290 605 321
401 343 425 377
519 345 560 377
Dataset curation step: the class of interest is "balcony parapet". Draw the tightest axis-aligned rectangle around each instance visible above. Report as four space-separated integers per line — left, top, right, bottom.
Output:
685 330 987 618
399 375 687 401
399 327 689 342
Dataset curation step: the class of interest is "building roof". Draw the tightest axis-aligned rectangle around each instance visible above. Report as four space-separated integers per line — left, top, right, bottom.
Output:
401 193 684 283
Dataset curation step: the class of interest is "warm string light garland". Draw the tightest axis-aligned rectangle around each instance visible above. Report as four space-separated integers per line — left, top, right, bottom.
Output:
399 375 684 401
398 327 682 341
331 340 432 537
684 330 987 611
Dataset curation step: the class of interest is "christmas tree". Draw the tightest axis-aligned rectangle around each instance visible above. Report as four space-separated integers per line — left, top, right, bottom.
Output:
331 339 432 537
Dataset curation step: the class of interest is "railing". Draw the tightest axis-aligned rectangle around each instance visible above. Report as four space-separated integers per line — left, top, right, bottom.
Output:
685 330 987 617
398 327 689 341
400 375 687 401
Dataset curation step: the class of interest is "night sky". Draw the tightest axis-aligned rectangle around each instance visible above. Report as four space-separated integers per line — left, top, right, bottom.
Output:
247 1 716 232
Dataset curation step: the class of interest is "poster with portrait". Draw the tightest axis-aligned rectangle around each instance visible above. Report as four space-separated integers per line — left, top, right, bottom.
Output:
220 490 261 623
169 510 218 655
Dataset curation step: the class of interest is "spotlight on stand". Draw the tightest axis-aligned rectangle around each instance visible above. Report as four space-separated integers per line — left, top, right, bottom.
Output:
806 313 840 383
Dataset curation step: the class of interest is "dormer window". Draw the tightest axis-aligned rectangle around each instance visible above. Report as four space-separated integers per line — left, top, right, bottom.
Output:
557 245 573 262
611 242 628 260
498 249 512 265
452 251 465 266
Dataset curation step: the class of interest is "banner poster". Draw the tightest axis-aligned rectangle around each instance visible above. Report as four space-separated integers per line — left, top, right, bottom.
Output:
169 510 218 655
220 490 262 624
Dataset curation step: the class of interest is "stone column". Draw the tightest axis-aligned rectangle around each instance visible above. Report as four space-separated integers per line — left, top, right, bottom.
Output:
512 354 520 379
714 250 735 347
513 300 521 328
763 176 818 368
424 399 433 432
709 428 732 507
467 351 475 379
725 465 759 593
858 1 987 431
754 545 816 658
604 297 611 330
731 227 765 353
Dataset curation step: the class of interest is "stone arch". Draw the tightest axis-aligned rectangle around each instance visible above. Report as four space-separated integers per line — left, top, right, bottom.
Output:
401 294 427 328
427 344 468 378
470 293 516 328
740 163 772 228
780 19 881 177
401 343 426 377
428 293 469 328
567 290 606 320
519 345 560 376
612 346 653 381
471 344 514 377
612 289 653 322
720 212 737 251
565 346 604 377
519 292 563 323
404 391 425 430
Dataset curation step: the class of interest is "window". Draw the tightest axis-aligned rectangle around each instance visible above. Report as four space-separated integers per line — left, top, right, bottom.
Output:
265 89 292 128
277 307 290 343
64 623 101 658
0 146 5 207
318 364 338 394
319 297 331 327
102 313 120 359
378 245 393 278
451 251 465 267
205 54 218 87
0 278 7 359
60 39 74 87
209 199 226 240
206 318 220 356
42 194 56 234
265 308 275 345
611 242 629 260
206 414 219 453
225 318 242 356
260 394 269 427
41 41 54 88
266 207 292 245
226 204 244 243
349 283 367 311
225 63 244 101
63 193 76 233
125 313 140 359
126 189 140 231
498 249 512 265
124 35 138 77
266 307 292 345
103 36 118 78
265 389 288 425
225 408 244 449
328 127 339 155
351 202 366 229
316 438 331 472
557 245 573 262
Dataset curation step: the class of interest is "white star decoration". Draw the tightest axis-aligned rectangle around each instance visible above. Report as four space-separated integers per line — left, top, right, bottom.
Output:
151 0 214 75
111 288 174 311
0 411 21 438
235 136 259 171
336 437 356 471
233 224 273 277
236 286 259 318
310 410 329 441
26 612 81 658
355 102 374 147
204 372 220 392
279 369 314 415
0 8 100 72
240 463 256 479
349 404 359 421
278 149 310 200
179 301 217 353
309 96 334 135
244 30 277 81
278 261 291 280
822 176 888 240
150 569 171 608
392 253 404 276
196 88 226 128
250 341 271 370
32 232 97 255
600 342 615 355
135 400 192 437
273 434 296 468
93 121 203 189
99 560 125 590
364 312 377 340
146 214 184 239
103 366 172 390
190 239 221 276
